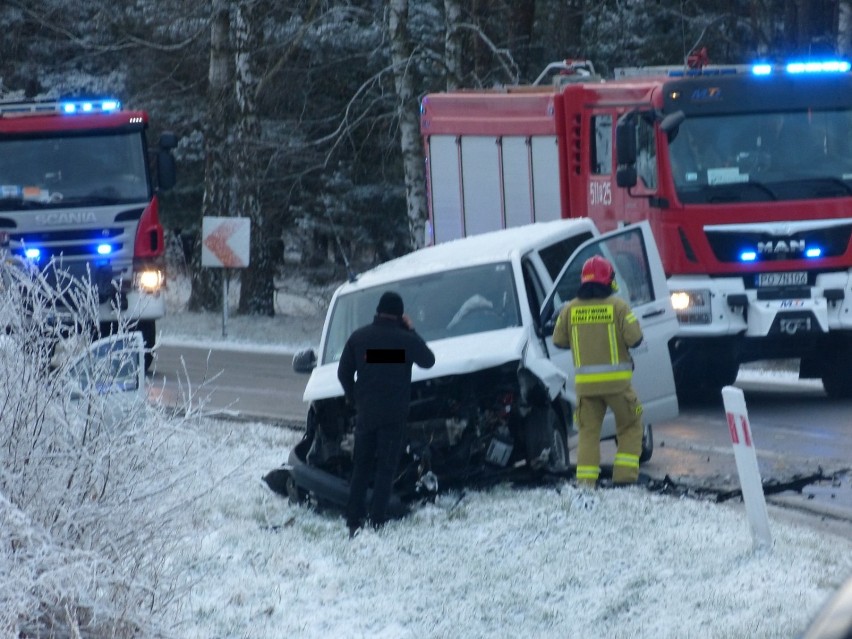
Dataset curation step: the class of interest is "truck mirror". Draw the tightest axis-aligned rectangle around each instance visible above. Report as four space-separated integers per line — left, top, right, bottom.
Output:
616 165 637 188
158 131 178 150
293 348 317 373
616 113 638 165
157 150 177 191
660 110 686 143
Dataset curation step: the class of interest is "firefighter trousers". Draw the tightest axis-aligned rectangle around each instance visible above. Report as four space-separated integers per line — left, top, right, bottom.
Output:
575 387 643 486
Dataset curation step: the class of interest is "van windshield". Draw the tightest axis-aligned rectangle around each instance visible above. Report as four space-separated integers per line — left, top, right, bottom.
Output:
322 262 521 365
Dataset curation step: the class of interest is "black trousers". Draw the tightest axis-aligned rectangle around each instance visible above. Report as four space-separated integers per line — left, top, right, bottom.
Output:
346 417 405 528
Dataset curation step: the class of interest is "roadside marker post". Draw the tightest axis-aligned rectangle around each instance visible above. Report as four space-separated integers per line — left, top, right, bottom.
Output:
721 386 773 550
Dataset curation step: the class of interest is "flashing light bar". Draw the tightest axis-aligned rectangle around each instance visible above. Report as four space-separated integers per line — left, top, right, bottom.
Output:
740 251 757 262
60 98 121 115
786 60 851 74
0 98 123 117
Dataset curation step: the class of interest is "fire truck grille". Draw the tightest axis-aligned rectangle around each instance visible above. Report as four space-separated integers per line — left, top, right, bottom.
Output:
705 224 852 262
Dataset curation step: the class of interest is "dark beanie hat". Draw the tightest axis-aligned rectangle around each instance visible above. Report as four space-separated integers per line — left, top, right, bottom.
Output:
376 291 404 317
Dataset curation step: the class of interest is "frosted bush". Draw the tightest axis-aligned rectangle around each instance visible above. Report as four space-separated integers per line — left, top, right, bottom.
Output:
0 257 207 637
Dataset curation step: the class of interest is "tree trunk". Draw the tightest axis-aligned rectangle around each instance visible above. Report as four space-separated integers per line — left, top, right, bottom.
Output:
443 0 463 90
389 0 428 250
234 0 274 316
188 0 232 312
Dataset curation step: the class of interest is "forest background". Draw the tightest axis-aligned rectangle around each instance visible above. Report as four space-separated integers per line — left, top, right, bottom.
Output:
2 0 850 315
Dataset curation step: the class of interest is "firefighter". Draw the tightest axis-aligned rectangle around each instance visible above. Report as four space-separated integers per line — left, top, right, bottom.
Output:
551 256 644 487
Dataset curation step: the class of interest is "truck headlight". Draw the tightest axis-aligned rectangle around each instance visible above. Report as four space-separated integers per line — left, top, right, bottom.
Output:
134 268 163 294
670 289 711 324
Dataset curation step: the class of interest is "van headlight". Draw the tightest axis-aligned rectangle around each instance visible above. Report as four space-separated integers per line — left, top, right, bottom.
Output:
670 289 711 324
134 268 164 294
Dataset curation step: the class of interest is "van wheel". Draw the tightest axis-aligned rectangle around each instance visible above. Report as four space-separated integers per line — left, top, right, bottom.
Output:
524 405 570 474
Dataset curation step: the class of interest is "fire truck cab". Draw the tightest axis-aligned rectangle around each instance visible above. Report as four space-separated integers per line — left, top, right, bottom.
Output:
0 97 177 369
421 58 852 399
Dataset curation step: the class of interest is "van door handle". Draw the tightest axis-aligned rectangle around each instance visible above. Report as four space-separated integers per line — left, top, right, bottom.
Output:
642 308 666 319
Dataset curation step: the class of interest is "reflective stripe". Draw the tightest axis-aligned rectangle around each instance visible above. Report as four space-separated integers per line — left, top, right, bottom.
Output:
614 453 640 469
576 370 633 384
626 312 637 324
607 324 617 363
571 325 581 368
576 465 600 480
576 363 633 374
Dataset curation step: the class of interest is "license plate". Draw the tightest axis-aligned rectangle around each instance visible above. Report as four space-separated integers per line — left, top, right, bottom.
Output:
756 271 807 287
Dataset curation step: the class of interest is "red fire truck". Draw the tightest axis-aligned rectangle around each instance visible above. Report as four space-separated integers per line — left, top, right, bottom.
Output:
0 97 176 369
420 57 852 399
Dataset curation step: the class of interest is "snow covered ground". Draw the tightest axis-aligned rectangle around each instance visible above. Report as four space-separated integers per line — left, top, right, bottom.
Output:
157 306 852 639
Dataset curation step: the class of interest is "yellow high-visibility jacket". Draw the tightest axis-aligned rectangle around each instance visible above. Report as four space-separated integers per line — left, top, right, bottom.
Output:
552 295 643 396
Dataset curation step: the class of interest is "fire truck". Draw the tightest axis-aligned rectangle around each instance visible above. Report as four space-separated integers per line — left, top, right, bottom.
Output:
0 97 177 369
420 57 852 399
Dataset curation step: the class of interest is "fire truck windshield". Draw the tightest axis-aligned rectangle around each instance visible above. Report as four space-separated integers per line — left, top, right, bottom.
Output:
0 132 149 208
667 109 852 204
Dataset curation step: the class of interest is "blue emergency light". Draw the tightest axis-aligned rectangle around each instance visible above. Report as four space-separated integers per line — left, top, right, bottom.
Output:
60 99 121 114
24 247 41 260
739 246 823 262
786 60 851 74
96 243 113 256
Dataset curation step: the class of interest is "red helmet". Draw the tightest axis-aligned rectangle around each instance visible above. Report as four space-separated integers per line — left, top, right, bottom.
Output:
580 255 615 287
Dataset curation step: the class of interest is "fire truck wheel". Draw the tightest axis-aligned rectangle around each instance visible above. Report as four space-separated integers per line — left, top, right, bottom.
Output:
820 361 852 398
674 357 738 402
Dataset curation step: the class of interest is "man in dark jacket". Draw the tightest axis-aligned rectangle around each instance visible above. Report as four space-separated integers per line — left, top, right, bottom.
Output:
337 291 435 536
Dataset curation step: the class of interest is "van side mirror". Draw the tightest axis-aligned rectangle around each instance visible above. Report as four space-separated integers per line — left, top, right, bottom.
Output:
293 348 317 373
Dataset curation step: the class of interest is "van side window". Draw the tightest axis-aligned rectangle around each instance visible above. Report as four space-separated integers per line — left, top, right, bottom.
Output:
537 232 594 280
591 115 613 175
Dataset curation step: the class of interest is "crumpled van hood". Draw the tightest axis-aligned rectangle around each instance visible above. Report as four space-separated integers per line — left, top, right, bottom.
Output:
302 327 529 402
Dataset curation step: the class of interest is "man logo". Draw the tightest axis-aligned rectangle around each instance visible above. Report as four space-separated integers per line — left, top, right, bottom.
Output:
757 240 805 255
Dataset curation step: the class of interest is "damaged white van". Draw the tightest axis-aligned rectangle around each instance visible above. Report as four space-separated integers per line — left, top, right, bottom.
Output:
274 219 678 510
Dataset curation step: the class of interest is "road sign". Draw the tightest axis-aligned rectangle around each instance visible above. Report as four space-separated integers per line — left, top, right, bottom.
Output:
721 386 772 550
202 216 250 268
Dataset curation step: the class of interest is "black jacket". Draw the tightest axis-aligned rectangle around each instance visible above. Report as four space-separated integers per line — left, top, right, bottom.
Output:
337 316 436 425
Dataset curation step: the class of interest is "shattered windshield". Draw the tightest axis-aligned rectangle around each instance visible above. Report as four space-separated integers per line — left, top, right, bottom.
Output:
0 132 149 208
322 262 521 365
667 110 852 203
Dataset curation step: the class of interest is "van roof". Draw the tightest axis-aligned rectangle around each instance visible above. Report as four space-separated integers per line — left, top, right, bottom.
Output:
339 218 597 293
